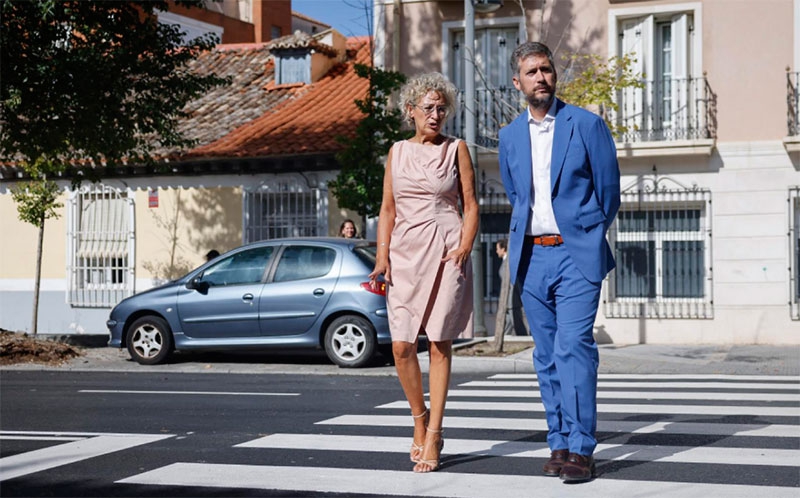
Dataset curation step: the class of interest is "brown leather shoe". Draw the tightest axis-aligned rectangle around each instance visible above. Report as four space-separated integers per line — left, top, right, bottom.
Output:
559 453 596 483
542 449 569 477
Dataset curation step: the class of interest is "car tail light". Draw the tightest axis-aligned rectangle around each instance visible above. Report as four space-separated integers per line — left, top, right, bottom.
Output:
361 281 386 296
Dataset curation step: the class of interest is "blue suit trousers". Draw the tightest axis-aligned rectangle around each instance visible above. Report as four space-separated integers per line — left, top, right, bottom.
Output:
518 242 600 456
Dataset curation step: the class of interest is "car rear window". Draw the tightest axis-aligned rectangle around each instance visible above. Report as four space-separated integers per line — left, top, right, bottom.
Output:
353 244 376 267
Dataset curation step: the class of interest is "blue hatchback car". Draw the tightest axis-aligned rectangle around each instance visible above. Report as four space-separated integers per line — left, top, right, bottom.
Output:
107 237 390 368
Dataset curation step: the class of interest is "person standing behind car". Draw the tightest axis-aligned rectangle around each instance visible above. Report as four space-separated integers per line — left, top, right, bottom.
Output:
339 219 358 238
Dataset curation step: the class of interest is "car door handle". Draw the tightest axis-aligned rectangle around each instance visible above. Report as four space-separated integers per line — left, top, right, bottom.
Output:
313 288 325 296
242 293 254 302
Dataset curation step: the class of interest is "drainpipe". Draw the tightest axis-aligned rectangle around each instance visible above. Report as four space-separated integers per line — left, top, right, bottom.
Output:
465 0 487 336
393 0 400 71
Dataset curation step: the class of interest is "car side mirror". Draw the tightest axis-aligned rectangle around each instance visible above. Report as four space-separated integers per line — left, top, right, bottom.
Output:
186 276 209 294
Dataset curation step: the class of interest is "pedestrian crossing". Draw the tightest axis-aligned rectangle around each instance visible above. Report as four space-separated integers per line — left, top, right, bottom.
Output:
119 373 800 497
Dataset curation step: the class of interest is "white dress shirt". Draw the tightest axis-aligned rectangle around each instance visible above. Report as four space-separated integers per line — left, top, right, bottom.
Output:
527 100 560 236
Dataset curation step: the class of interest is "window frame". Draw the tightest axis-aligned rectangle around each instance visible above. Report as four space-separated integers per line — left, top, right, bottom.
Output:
608 2 704 144
789 187 800 320
608 2 703 79
243 179 325 243
605 177 713 319
441 15 525 91
67 185 135 308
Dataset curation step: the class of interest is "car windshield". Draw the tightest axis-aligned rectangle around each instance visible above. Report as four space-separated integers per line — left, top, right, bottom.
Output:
353 244 376 267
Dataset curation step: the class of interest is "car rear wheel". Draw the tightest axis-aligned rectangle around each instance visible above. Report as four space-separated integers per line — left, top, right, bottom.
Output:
126 316 173 365
324 315 376 368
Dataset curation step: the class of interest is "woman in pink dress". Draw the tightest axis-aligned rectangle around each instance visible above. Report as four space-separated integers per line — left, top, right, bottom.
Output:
369 72 478 473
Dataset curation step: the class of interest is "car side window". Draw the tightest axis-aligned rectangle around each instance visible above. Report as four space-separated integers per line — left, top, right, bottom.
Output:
202 246 274 287
273 246 336 282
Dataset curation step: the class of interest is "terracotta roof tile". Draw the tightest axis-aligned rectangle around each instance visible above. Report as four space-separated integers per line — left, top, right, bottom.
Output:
155 42 311 158
266 30 338 58
185 37 371 160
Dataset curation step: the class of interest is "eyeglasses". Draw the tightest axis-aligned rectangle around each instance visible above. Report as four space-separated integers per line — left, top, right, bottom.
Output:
414 104 448 116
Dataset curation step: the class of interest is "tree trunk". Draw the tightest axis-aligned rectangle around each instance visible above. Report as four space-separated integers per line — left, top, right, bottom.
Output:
361 214 368 240
493 317 505 353
31 215 45 335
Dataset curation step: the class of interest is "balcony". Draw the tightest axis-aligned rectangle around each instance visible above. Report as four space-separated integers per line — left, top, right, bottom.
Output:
445 87 522 150
445 76 717 158
785 70 800 153
610 75 717 157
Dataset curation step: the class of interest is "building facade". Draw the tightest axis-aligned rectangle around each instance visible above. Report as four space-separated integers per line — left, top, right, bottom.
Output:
0 5 368 337
372 0 800 344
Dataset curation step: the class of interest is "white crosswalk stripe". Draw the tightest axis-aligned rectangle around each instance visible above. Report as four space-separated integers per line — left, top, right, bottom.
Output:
117 373 800 496
120 463 799 498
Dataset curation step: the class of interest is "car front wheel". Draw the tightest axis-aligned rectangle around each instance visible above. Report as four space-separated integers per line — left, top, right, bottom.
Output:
126 315 173 365
324 315 377 368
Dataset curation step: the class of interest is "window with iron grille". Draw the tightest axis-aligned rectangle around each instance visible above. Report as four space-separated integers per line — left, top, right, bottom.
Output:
479 180 512 315
68 186 135 308
790 187 800 320
244 181 322 243
605 177 713 319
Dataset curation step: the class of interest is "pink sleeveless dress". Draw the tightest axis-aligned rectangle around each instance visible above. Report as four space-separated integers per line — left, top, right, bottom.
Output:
386 138 474 342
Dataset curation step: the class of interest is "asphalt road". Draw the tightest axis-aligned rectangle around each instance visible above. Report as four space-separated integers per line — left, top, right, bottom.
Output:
1 370 798 497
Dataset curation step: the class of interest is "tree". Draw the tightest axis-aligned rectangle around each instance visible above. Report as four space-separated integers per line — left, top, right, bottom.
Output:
9 168 61 338
329 64 407 237
558 53 645 139
0 0 225 334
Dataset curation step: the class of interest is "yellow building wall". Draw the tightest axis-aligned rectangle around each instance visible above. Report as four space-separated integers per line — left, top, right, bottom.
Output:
0 191 70 280
133 186 243 281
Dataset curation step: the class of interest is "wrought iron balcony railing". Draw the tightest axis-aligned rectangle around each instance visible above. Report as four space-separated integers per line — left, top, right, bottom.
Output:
788 70 800 136
445 87 523 150
445 76 717 150
609 75 717 143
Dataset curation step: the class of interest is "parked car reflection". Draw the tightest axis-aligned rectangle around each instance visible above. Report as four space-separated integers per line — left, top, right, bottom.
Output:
107 238 389 368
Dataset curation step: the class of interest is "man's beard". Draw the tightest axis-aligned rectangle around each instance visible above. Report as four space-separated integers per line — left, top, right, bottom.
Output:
528 92 554 111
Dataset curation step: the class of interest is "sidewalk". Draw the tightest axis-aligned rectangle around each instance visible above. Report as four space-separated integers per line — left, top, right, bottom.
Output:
444 338 800 376
2 335 798 376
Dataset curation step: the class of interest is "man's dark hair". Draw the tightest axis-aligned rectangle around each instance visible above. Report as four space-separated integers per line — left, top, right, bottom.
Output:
206 249 220 261
497 238 508 250
510 41 556 76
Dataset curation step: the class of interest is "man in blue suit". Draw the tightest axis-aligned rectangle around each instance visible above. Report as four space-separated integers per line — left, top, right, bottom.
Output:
498 41 620 483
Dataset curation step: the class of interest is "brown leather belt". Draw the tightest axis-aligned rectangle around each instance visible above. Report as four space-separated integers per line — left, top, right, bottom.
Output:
525 234 564 246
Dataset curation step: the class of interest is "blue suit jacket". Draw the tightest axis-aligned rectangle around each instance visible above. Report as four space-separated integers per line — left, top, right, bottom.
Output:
498 99 621 284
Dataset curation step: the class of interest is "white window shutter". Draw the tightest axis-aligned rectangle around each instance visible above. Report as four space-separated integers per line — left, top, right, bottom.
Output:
619 16 651 137
671 13 690 133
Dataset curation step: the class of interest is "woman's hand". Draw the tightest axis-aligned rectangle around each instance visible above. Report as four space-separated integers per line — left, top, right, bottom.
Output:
369 261 392 289
442 246 471 272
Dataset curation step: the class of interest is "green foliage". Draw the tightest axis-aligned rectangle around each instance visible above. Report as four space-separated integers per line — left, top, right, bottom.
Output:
557 53 644 138
329 64 408 219
0 0 226 180
10 177 62 228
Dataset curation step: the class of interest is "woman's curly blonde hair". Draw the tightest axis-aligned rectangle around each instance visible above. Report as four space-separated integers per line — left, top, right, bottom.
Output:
399 72 458 125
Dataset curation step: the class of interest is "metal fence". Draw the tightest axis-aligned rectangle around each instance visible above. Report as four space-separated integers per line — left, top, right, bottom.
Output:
445 78 718 148
445 87 523 149
610 75 717 143
605 176 713 319
790 187 800 320
244 181 322 243
477 175 512 315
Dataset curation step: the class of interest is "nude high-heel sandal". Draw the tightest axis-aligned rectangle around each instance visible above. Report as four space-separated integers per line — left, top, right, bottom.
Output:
413 427 443 473
410 409 429 463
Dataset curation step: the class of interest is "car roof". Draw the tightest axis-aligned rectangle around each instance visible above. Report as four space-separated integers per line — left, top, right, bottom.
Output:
235 237 374 250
